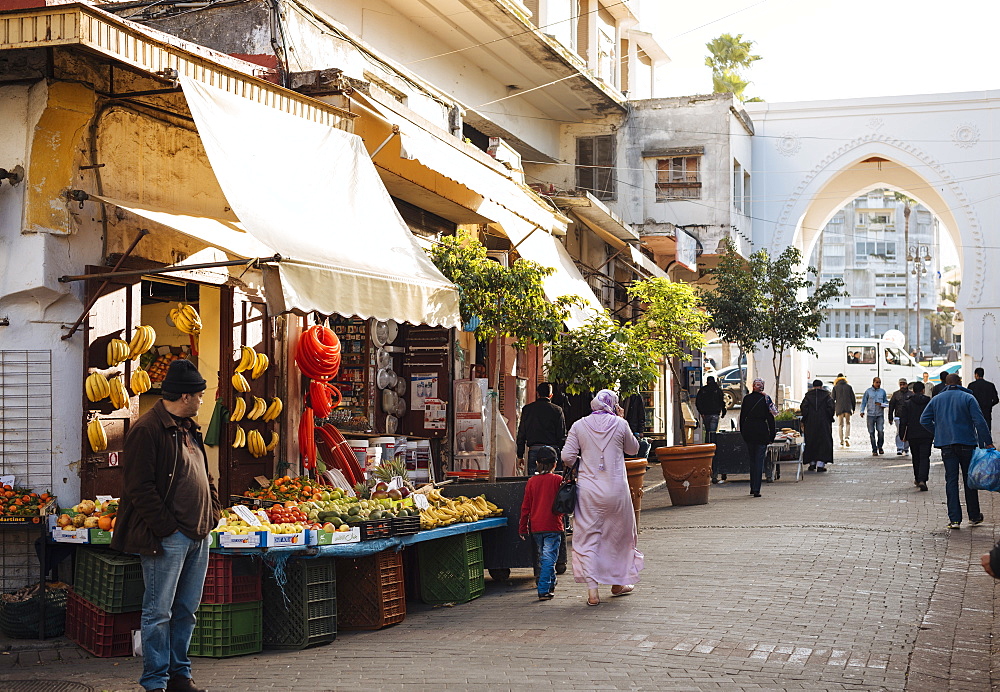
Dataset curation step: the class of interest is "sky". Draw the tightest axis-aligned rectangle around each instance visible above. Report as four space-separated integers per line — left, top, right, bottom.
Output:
639 0 1000 103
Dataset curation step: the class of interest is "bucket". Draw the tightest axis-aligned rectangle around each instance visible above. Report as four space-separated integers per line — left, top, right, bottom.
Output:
371 436 396 463
347 440 367 471
624 459 647 529
655 444 715 506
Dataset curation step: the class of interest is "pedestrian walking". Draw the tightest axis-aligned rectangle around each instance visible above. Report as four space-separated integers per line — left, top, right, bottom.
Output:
898 381 933 491
888 378 913 456
832 374 855 447
921 371 931 387
800 379 835 472
560 390 642 606
967 367 999 430
920 373 995 529
111 360 219 692
518 447 564 601
739 378 777 498
517 382 567 475
695 376 726 445
860 377 889 455
931 378 948 397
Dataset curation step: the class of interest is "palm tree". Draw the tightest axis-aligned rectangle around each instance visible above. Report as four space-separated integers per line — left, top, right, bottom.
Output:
705 33 762 102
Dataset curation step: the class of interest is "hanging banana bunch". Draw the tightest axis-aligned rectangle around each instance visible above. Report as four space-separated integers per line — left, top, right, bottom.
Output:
127 325 157 360
170 303 202 335
107 338 131 367
235 346 257 372
87 418 107 452
130 368 152 395
108 376 130 410
261 397 283 422
86 372 111 403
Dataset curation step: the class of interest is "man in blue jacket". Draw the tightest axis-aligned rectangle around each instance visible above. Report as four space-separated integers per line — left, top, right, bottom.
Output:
920 373 995 529
860 377 889 455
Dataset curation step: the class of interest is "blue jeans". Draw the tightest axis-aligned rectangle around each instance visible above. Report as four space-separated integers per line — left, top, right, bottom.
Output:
702 414 720 444
893 417 909 453
866 414 884 452
533 532 562 596
940 444 983 524
139 532 210 691
747 442 767 494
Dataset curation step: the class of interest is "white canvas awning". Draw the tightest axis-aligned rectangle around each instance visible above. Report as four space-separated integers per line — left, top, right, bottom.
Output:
178 77 461 328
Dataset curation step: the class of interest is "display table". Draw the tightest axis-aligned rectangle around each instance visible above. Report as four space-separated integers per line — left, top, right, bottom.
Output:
210 518 506 558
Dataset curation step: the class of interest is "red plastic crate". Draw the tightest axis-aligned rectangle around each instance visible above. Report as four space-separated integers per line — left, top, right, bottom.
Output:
336 549 406 630
66 591 141 657
201 554 262 604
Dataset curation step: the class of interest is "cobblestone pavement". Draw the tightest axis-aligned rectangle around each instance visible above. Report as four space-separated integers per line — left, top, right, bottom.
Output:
4 423 998 691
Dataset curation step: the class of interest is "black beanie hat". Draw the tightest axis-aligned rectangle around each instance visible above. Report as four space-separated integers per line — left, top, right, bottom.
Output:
162 359 207 394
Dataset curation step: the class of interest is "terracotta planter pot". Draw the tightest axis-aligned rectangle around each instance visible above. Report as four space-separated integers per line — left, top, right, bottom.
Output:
655 444 715 506
624 459 647 529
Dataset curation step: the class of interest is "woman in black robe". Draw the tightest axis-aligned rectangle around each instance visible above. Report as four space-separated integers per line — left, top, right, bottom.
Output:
800 379 835 471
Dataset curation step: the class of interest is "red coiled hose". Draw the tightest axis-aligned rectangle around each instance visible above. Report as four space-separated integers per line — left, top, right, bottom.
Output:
299 406 317 470
295 325 341 381
308 380 342 419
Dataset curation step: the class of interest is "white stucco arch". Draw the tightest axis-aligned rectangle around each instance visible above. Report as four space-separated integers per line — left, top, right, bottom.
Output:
746 91 1000 394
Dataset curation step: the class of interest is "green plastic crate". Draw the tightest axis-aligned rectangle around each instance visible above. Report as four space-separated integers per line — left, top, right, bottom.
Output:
74 549 144 613
417 532 485 605
189 601 262 658
262 557 337 650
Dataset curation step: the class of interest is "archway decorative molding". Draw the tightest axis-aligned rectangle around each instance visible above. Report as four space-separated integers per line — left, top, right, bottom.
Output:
770 132 984 306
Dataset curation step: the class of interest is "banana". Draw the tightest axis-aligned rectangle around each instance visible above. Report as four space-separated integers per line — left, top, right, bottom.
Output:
130 368 151 395
235 346 256 373
109 376 129 410
86 372 111 402
171 303 202 335
262 397 283 422
232 425 246 449
251 352 269 379
265 431 280 452
230 396 247 422
87 418 107 452
247 430 266 457
247 396 267 420
127 325 157 359
232 372 251 393
107 338 130 366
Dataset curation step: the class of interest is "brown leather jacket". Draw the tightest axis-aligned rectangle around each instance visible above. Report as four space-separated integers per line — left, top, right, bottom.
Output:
110 400 221 556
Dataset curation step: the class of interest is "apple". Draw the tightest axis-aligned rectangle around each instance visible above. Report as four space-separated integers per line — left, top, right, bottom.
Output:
322 522 335 533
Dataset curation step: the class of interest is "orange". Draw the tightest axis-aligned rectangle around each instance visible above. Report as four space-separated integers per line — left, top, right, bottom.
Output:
98 516 113 531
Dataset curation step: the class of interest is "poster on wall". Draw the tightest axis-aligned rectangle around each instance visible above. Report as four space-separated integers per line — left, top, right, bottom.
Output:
423 397 446 429
453 378 489 471
410 373 438 411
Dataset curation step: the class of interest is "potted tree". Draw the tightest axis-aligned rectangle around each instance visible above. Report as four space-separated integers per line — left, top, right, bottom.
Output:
627 278 713 506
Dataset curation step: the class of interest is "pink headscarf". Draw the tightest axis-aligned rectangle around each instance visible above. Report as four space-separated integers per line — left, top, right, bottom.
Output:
590 389 619 415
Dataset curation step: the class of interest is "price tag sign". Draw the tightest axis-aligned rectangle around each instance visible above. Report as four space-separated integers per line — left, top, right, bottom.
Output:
0 476 15 487
108 453 119 467
231 504 262 527
96 495 114 504
387 476 404 491
413 493 430 511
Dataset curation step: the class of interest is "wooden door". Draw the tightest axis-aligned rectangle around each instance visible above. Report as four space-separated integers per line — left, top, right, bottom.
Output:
81 268 142 499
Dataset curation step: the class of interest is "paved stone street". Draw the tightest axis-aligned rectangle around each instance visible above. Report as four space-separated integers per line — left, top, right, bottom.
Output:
3 423 998 691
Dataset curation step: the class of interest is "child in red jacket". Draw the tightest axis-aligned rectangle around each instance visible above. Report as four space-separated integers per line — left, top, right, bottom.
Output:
518 447 564 601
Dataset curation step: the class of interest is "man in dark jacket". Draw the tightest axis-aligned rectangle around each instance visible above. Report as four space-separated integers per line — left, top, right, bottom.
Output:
740 378 776 498
888 378 913 456
899 381 933 490
516 382 567 474
695 376 726 445
801 379 835 472
111 360 219 692
967 367 999 430
832 374 855 447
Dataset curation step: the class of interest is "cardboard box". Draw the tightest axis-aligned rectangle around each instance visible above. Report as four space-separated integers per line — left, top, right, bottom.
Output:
215 531 266 549
310 527 361 545
260 530 308 548
88 529 112 544
51 528 89 543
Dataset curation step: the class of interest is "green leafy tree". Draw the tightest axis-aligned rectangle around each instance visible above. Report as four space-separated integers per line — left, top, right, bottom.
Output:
627 278 710 360
705 33 762 102
699 239 768 395
759 247 845 398
429 231 580 351
548 312 660 396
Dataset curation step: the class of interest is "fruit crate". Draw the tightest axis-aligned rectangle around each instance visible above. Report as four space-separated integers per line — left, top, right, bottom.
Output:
262 557 337 650
335 549 406 630
202 554 262 604
417 532 485 605
189 601 262 658
390 515 421 536
73 548 144 613
358 518 392 541
65 590 141 657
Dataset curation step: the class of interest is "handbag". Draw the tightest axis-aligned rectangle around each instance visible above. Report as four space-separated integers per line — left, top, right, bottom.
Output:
551 460 580 515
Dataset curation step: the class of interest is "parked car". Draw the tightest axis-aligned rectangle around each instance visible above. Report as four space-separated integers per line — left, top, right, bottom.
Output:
713 365 748 410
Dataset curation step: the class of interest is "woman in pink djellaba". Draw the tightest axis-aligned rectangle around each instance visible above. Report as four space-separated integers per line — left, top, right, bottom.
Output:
561 389 643 606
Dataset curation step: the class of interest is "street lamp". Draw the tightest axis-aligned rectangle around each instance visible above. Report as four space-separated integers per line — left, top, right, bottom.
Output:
907 244 932 354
